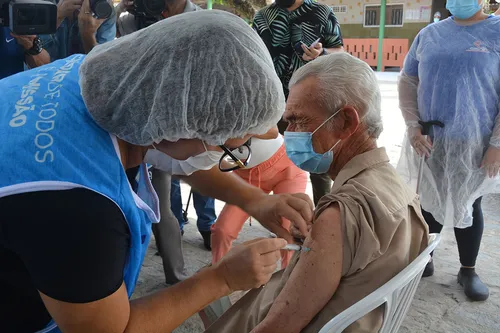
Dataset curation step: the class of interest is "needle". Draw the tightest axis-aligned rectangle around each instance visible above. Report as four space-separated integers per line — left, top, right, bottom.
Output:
282 244 311 252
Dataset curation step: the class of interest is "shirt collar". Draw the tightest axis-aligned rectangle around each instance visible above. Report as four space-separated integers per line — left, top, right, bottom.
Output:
332 148 390 192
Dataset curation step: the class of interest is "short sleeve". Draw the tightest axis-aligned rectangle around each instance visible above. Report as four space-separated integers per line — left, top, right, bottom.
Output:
315 192 381 277
322 9 343 48
2 189 130 303
402 33 421 77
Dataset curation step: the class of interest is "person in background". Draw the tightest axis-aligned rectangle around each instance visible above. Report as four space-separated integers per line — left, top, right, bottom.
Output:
114 0 210 281
116 0 197 36
171 179 216 250
398 0 500 302
40 0 116 60
253 0 343 206
433 11 441 23
495 0 500 16
0 29 50 79
206 52 428 333
211 126 308 268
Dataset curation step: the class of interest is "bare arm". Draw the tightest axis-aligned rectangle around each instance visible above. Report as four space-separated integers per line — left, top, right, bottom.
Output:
180 166 265 211
41 238 286 333
41 267 227 333
253 126 279 140
251 204 343 333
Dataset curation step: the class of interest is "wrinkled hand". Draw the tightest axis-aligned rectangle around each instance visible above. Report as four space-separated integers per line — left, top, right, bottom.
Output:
57 0 83 21
244 193 314 243
408 127 432 157
10 33 35 50
215 238 287 292
78 0 105 35
481 146 500 178
302 42 323 61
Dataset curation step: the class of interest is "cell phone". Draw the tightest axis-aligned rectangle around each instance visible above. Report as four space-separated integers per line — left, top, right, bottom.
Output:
310 38 321 48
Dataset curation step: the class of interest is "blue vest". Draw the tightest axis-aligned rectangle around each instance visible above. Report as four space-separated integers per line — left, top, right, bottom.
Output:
0 55 160 333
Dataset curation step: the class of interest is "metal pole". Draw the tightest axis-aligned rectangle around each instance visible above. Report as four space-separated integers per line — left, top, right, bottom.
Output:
207 0 212 10
377 0 386 71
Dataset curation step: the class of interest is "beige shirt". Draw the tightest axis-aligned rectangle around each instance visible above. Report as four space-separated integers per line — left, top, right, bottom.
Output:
206 148 429 333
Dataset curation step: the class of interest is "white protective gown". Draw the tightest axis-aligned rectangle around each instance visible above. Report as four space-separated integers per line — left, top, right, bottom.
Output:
397 16 500 228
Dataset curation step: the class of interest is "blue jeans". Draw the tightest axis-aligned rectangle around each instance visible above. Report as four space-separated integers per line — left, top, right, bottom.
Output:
170 178 216 232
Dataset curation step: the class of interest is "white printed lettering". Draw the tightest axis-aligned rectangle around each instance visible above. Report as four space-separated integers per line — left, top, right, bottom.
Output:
35 150 54 163
36 120 55 133
44 90 61 99
16 96 33 106
9 115 26 127
39 108 57 120
35 133 54 149
48 82 62 92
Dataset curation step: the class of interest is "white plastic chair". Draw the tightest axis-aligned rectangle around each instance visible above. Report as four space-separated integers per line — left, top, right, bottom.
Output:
318 233 441 333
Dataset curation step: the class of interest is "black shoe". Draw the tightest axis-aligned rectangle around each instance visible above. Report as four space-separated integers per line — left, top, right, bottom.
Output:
200 230 211 251
422 260 434 277
457 267 489 302
181 229 184 236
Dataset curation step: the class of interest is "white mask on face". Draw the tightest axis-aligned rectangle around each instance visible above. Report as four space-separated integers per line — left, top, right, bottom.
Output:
144 142 223 176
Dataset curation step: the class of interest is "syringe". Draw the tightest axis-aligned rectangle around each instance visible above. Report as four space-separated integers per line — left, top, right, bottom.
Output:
281 244 311 252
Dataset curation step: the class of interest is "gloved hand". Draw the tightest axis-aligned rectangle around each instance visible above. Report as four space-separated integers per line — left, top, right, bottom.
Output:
408 127 432 157
481 146 500 178
214 238 287 292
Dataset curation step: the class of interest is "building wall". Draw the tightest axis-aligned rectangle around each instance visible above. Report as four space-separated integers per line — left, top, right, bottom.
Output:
318 0 434 44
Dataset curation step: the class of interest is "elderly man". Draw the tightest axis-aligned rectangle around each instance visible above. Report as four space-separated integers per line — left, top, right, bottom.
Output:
205 53 429 333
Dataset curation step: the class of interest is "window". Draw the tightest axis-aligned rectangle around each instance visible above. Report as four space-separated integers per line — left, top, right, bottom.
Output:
331 5 347 14
364 4 404 27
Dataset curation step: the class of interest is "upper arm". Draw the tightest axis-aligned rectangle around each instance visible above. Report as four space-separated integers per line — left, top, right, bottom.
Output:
40 283 130 333
97 12 117 44
323 9 343 48
253 126 279 140
254 204 343 333
4 189 131 332
402 33 421 77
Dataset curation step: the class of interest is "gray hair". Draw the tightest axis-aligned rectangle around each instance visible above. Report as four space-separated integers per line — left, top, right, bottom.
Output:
289 52 383 138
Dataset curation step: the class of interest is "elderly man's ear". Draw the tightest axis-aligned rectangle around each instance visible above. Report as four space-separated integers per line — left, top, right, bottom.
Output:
336 106 360 140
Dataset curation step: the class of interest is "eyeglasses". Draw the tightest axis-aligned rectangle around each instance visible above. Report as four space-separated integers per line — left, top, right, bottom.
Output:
218 142 252 172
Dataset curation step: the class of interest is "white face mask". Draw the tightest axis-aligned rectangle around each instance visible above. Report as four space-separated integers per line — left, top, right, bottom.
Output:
144 142 223 176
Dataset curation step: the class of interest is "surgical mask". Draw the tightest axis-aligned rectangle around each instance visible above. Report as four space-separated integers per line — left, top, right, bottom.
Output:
284 109 342 174
144 142 223 176
275 0 295 9
446 0 482 20
433 17 440 23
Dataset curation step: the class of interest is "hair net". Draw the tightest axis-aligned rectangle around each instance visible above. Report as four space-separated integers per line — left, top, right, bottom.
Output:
79 10 284 146
396 19 500 229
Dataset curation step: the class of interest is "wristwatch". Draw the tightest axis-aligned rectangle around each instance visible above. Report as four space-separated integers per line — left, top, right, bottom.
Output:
25 37 43 56
321 48 329 56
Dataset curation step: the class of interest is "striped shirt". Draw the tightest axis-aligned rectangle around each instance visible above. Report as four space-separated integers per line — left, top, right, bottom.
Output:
253 0 343 97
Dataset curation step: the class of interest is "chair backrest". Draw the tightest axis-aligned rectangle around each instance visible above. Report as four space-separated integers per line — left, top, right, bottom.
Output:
319 233 441 333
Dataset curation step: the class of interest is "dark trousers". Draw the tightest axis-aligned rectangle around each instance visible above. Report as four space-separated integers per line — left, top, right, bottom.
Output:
422 197 484 267
170 178 216 232
310 172 333 206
